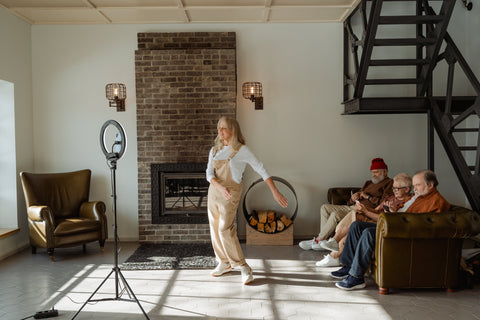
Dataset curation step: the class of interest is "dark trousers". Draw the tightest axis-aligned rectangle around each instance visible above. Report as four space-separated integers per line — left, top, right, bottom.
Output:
340 221 377 278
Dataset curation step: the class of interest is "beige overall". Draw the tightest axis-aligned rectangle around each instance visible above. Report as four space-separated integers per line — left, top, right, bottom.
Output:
207 148 245 268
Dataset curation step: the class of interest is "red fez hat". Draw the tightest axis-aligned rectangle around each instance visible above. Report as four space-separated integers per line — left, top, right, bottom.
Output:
370 158 388 170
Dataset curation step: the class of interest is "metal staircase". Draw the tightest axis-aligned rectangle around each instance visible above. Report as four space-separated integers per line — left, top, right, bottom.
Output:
343 0 480 212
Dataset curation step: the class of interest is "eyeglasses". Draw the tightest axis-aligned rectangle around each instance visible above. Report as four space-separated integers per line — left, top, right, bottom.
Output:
392 186 409 191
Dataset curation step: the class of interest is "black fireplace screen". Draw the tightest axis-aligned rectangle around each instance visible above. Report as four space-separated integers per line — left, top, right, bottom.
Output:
162 173 208 214
151 163 209 224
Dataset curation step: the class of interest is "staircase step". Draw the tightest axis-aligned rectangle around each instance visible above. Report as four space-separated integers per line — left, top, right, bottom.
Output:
374 38 437 46
369 59 430 66
378 15 444 25
459 146 478 151
343 97 428 114
452 128 479 132
365 78 422 85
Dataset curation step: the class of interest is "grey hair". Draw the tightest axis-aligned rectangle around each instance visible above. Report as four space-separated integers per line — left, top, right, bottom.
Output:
394 173 413 193
414 169 439 188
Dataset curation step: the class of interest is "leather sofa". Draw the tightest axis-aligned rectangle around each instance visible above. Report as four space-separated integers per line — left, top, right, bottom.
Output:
20 169 108 261
327 187 480 294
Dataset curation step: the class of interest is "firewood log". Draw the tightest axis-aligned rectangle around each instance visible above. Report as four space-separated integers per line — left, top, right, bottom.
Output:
279 214 292 227
267 210 276 223
276 219 285 232
257 210 267 224
269 221 276 233
257 223 265 232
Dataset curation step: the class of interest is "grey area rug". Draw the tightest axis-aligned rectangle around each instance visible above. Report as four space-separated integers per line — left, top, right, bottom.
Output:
121 243 217 270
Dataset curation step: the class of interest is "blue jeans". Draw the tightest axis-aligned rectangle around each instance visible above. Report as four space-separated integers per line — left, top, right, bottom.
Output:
340 221 377 278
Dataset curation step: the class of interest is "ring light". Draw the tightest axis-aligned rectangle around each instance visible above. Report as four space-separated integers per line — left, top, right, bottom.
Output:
99 119 127 161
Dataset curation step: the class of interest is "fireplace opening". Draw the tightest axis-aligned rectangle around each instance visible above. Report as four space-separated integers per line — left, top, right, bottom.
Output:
162 172 208 215
152 163 209 224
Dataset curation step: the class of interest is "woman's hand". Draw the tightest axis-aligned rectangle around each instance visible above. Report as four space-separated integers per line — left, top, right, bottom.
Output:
211 178 231 200
265 177 288 208
273 190 288 208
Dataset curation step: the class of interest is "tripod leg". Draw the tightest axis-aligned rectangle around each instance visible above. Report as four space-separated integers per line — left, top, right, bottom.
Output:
70 269 115 320
117 270 151 320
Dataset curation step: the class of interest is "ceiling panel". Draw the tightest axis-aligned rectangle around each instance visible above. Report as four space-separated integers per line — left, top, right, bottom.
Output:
13 8 107 24
183 0 264 6
101 7 186 23
272 0 357 6
269 7 348 22
187 7 265 23
0 0 86 7
92 0 178 7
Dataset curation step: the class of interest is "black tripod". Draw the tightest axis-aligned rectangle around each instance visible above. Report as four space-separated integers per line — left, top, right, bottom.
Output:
71 121 150 319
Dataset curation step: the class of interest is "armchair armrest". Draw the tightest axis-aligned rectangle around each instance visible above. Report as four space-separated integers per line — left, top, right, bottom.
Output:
79 201 107 221
27 205 55 226
377 209 476 240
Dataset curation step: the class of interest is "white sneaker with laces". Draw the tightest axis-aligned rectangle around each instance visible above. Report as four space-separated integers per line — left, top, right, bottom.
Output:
299 237 318 250
210 262 232 277
321 238 339 252
240 265 254 284
315 254 341 267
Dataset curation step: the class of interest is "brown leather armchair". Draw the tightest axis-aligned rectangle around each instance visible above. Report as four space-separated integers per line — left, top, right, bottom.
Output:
327 187 480 294
20 169 108 261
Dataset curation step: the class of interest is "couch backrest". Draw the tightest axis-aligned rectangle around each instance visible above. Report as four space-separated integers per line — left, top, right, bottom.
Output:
20 169 91 219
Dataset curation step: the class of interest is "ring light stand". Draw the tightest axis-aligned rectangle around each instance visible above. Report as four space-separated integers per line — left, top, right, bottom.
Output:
72 120 150 320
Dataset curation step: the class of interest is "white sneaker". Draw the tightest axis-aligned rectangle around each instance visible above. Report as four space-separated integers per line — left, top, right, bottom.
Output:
210 262 232 277
315 254 341 267
311 239 327 251
321 238 339 252
240 265 254 285
299 237 318 250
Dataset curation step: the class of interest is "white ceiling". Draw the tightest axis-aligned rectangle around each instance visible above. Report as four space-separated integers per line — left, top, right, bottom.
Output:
0 0 361 25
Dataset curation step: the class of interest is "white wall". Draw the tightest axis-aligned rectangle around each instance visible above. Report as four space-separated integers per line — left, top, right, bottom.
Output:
30 16 475 240
0 7 33 259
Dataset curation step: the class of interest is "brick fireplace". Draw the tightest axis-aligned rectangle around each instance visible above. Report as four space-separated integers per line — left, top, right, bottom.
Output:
135 32 236 243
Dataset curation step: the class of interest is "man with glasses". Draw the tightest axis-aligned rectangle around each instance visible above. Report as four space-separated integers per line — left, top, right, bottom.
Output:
332 169 450 290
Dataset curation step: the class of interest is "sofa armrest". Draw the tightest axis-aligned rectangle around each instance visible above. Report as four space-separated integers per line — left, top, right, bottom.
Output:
27 205 55 226
377 209 476 240
79 201 106 221
327 187 361 205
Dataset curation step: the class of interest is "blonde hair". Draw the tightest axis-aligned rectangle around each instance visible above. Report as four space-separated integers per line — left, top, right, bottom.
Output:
213 116 245 154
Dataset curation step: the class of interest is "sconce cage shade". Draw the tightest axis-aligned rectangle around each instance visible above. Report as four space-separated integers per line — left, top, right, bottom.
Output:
242 82 262 100
106 83 126 100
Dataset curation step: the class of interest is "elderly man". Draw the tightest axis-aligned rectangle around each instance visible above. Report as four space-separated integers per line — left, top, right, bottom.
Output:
332 169 450 290
299 158 393 251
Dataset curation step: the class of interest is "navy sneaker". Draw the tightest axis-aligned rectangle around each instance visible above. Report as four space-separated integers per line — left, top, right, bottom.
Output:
330 265 350 279
335 275 366 290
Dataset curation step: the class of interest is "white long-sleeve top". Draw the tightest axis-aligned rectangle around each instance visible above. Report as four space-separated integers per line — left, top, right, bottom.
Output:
206 145 270 184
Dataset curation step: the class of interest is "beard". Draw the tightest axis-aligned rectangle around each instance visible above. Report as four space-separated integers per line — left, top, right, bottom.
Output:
371 175 385 184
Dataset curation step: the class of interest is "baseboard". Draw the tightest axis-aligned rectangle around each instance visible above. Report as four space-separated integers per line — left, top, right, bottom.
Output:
0 243 30 261
106 237 139 242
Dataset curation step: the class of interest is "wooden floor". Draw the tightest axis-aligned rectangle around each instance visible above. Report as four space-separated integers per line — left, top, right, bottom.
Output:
1 241 480 320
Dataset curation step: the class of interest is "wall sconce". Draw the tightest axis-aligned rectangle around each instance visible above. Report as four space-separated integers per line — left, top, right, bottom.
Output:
242 82 263 110
105 83 126 112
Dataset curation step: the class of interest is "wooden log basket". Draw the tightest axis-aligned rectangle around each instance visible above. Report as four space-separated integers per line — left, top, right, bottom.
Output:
242 176 297 234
